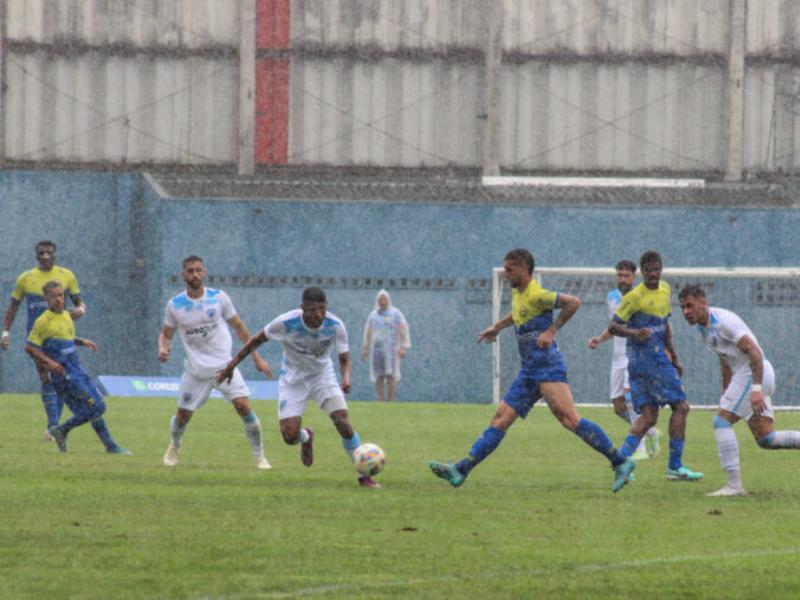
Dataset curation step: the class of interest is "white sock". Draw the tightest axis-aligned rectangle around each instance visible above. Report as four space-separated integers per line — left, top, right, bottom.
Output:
772 431 800 448
243 414 264 458
299 428 310 444
645 427 658 438
714 426 742 488
170 415 186 448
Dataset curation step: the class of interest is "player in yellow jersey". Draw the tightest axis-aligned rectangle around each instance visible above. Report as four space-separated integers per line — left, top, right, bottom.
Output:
609 250 702 481
3 241 128 453
25 281 128 454
429 249 636 492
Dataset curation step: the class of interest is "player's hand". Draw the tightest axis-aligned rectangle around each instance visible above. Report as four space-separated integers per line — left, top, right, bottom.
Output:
398 347 406 359
673 360 684 377
537 329 555 348
158 346 170 363
477 325 499 344
216 364 235 385
588 336 601 349
68 307 84 321
634 328 652 342
341 378 352 394
360 348 368 360
50 362 65 376
0 334 9 351
83 339 99 352
254 355 273 379
751 390 766 416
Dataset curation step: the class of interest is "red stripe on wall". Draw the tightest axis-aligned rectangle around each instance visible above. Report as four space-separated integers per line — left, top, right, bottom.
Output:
255 0 290 164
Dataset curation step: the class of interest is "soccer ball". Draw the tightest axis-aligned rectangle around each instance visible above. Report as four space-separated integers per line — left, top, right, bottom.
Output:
353 443 386 477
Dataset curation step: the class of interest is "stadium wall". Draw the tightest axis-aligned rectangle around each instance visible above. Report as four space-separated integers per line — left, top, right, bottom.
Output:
2 169 800 406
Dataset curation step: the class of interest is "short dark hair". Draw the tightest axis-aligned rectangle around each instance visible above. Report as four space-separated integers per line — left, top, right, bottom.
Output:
42 280 63 295
504 248 535 275
678 284 706 302
640 250 662 268
182 255 204 269
36 240 56 253
615 259 636 273
302 287 327 304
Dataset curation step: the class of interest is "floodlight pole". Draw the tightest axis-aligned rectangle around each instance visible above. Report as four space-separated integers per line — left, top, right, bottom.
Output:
725 0 746 182
482 0 502 178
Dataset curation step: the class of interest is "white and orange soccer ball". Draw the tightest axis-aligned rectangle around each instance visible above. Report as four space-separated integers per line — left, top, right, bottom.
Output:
353 443 386 477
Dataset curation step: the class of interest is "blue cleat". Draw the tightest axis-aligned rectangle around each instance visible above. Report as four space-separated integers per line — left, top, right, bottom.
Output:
612 459 637 493
48 426 67 453
666 466 704 481
428 461 466 487
107 445 133 455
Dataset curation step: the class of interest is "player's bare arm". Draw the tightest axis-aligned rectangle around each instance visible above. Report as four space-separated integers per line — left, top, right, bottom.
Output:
664 322 683 376
339 351 352 394
538 293 580 348
588 327 613 349
226 315 272 378
608 321 651 342
75 337 98 352
738 335 766 415
217 329 268 384
477 313 513 343
68 295 85 321
25 343 64 376
158 325 176 363
719 357 732 392
1 298 21 350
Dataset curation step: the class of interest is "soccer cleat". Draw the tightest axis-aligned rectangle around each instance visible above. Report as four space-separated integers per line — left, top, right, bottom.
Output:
43 429 55 442
428 461 466 487
163 442 179 467
358 476 382 489
255 455 273 470
706 484 747 497
107 445 134 455
612 459 637 493
646 429 662 458
48 426 67 453
301 428 314 467
666 466 704 481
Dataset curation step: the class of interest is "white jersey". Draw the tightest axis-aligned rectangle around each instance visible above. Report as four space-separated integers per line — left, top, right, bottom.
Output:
606 289 628 369
164 288 236 378
695 306 765 374
265 309 349 384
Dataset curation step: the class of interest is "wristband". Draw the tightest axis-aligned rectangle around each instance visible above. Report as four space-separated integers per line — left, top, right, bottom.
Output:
1 330 9 340
76 305 86 316
751 384 762 393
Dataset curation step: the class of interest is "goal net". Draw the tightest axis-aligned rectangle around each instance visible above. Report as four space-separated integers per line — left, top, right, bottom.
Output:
491 266 800 410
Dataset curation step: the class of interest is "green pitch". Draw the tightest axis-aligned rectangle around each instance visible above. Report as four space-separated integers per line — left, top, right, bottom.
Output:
2 395 800 599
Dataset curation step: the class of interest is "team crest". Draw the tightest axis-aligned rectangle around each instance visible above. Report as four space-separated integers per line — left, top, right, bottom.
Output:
520 306 529 317
207 308 216 319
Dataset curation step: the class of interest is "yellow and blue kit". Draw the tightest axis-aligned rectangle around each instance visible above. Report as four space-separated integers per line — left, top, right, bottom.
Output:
503 279 568 418
12 266 80 333
612 281 685 408
27 309 104 412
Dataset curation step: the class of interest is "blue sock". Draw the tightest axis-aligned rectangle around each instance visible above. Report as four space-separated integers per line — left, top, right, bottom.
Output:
668 438 685 470
41 383 62 428
342 431 361 458
575 419 625 466
620 434 641 458
91 418 118 450
456 426 506 475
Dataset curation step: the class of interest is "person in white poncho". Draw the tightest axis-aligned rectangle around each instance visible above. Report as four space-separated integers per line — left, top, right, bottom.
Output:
360 289 411 401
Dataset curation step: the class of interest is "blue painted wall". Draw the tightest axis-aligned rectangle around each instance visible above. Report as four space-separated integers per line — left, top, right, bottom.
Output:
2 170 799 409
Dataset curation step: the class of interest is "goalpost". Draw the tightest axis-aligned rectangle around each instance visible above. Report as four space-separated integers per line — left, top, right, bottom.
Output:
491 266 800 410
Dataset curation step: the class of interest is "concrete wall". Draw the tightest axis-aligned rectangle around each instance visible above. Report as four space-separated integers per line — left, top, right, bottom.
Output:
2 170 800 406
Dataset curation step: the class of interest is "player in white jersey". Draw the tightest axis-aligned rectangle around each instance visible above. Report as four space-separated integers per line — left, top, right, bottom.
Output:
157 256 273 470
679 284 800 497
588 260 661 460
217 286 381 489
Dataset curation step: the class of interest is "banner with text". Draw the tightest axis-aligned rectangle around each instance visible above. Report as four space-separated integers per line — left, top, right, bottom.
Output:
97 375 278 400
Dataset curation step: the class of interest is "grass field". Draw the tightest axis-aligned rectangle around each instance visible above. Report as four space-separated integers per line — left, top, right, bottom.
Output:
3 394 800 599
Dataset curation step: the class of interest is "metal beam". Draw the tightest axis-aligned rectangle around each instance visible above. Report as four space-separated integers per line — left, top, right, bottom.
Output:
238 0 256 175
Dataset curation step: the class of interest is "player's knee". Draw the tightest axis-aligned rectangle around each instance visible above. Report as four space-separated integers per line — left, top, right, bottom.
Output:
757 432 777 449
712 415 732 430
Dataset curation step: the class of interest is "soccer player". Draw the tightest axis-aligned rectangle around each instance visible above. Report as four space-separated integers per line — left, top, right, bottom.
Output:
216 286 381 488
25 281 127 454
679 284 800 496
609 250 703 481
428 249 637 492
3 241 127 453
588 259 661 460
158 256 272 470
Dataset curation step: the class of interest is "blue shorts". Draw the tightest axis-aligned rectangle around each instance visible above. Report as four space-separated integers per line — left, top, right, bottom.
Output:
54 374 106 415
503 368 568 419
629 362 686 412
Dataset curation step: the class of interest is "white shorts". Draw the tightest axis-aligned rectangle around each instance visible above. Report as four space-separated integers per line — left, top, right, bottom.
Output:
178 368 249 412
609 366 630 400
278 371 347 420
720 361 775 422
